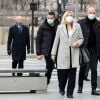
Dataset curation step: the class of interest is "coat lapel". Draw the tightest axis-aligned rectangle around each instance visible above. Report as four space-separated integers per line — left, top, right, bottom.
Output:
15 25 19 33
62 24 69 38
71 23 77 38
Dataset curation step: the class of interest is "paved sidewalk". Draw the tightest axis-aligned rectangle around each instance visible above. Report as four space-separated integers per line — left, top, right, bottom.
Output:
0 58 100 100
0 43 100 100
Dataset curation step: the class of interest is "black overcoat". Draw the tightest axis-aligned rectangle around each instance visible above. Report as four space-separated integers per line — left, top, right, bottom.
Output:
36 19 59 56
7 25 30 61
78 17 100 59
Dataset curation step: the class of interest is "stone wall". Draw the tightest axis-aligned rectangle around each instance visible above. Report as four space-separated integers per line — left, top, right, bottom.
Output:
0 0 100 44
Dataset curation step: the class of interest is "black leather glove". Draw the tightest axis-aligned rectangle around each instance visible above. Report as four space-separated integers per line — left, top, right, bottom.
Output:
7 50 11 55
27 49 30 54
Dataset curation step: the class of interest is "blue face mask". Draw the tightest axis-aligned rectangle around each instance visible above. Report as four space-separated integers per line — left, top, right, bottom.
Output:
47 19 54 25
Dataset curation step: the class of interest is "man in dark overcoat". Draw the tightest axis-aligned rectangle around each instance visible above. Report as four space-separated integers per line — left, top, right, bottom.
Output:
77 7 100 95
7 16 30 76
36 12 59 85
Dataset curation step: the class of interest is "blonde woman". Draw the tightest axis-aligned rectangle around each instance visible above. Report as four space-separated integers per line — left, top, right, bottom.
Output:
51 11 84 98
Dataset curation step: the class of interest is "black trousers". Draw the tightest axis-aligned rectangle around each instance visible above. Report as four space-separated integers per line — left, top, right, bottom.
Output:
78 48 98 90
12 60 24 76
84 63 90 79
58 68 77 95
44 55 54 85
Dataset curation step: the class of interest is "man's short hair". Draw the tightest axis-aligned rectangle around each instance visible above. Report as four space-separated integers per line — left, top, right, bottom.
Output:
48 12 55 16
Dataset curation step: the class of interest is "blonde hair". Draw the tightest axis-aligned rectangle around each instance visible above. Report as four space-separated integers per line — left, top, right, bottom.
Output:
61 11 74 24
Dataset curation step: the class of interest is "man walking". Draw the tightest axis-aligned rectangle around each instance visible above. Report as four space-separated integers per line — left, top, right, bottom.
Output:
78 7 100 95
36 12 59 85
7 16 30 76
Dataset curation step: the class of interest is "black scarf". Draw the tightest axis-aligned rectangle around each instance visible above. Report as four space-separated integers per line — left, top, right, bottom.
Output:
86 16 96 48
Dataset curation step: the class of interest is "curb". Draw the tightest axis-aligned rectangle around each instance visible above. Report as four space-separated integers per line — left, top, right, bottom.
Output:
0 54 36 59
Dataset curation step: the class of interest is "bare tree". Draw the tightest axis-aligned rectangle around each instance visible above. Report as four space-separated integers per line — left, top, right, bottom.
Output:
0 0 5 9
13 0 18 10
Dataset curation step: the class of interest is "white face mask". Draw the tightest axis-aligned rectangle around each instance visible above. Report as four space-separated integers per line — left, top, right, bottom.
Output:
66 16 73 23
88 14 96 20
47 19 54 25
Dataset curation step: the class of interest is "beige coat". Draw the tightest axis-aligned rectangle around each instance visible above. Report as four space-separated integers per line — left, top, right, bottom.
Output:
51 23 84 69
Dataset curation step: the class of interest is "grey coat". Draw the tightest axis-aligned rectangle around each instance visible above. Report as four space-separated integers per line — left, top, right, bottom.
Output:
51 23 84 69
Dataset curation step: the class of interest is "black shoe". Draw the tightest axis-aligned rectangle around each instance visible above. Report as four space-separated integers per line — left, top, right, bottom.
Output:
59 90 65 96
53 66 57 69
47 80 50 85
17 73 23 76
12 73 15 76
77 87 82 93
67 95 73 98
84 78 90 81
91 90 100 96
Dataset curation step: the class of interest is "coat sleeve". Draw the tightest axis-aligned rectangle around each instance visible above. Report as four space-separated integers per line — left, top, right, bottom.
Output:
7 27 13 51
36 26 43 55
51 25 60 55
26 27 30 50
96 22 100 60
76 24 84 47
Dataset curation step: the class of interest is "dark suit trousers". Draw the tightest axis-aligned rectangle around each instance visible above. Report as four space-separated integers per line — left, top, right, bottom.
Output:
84 63 90 78
78 48 98 89
58 68 77 95
44 55 54 84
12 60 24 76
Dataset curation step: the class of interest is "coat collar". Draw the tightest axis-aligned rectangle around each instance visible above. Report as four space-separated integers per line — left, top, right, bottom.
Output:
62 23 77 38
14 25 24 33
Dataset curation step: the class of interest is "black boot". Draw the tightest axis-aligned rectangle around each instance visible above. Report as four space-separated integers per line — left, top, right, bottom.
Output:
91 89 100 96
77 87 82 93
47 80 50 85
12 73 15 76
59 89 65 96
84 77 90 81
17 73 23 76
67 95 73 98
